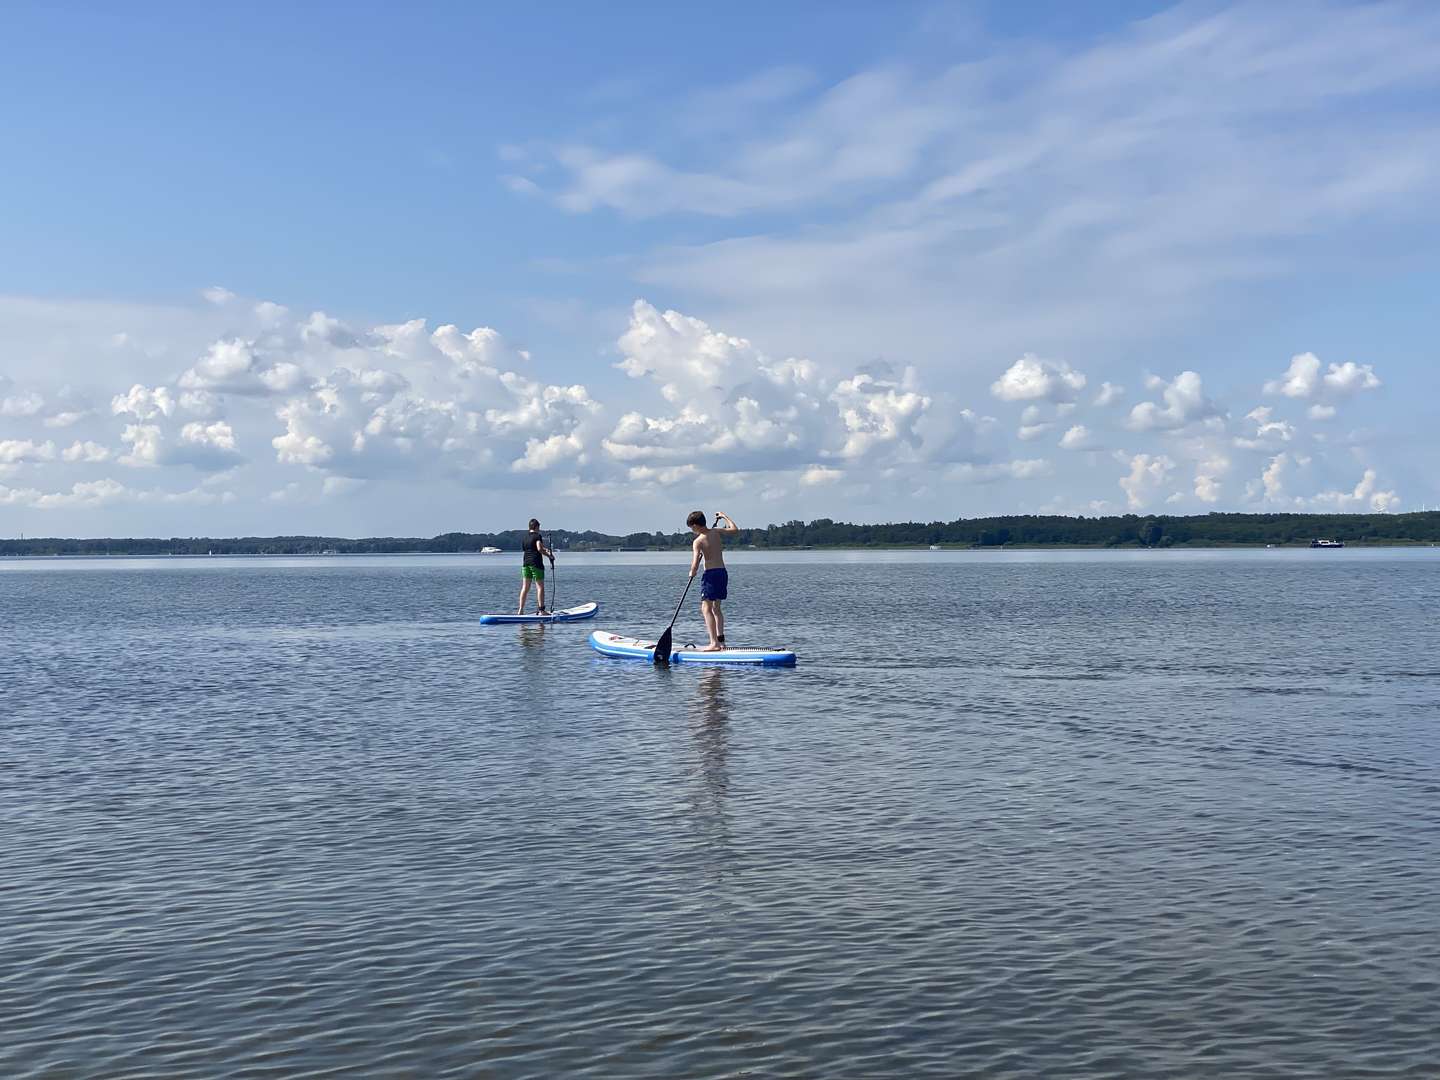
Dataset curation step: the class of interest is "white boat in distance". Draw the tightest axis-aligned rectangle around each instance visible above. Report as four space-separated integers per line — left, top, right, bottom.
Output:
479 546 503 554
1310 538 1345 548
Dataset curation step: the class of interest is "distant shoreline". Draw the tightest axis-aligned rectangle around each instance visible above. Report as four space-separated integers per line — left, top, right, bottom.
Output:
4 541 1438 558
3 510 1437 557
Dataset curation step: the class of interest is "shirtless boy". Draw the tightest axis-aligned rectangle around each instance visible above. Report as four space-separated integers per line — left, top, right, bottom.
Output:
687 510 739 651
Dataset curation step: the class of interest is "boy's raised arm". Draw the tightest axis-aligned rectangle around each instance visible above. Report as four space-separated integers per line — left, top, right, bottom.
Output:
716 512 740 535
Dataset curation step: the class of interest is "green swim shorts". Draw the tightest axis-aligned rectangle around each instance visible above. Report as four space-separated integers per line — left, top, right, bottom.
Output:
521 564 545 582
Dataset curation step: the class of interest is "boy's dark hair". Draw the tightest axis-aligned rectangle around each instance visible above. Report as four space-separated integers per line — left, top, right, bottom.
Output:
686 510 706 529
528 518 540 531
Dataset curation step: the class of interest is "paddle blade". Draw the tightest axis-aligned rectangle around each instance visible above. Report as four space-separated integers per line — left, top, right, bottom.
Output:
653 627 673 664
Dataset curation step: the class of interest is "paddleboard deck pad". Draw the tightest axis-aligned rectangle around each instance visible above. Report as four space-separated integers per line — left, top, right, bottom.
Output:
480 602 599 625
589 630 797 667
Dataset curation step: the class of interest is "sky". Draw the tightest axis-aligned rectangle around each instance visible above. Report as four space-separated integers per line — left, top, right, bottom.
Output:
2 0 1438 537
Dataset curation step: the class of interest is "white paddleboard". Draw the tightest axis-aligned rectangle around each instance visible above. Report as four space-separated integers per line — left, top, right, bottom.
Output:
480 602 599 625
589 630 796 667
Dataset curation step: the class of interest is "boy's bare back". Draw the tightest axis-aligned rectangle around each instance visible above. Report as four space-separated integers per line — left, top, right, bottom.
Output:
693 528 725 570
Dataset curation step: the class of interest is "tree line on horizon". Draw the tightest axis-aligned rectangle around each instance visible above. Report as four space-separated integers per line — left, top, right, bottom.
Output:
3 511 1439 556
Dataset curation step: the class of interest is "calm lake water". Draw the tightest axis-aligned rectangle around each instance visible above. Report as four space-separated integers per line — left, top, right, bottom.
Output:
3 549 1439 1078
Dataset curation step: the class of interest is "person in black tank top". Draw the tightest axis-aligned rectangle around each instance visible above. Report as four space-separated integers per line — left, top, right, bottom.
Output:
517 517 555 614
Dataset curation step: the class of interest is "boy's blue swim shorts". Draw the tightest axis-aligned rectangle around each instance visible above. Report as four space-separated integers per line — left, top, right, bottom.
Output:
700 567 728 601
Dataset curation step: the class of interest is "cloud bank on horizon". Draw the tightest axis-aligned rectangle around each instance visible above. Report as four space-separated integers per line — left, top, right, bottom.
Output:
1 1 1436 535
0 290 1401 530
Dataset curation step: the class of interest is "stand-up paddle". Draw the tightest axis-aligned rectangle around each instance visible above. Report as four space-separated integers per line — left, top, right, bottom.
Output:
653 574 694 665
653 515 716 665
548 534 557 612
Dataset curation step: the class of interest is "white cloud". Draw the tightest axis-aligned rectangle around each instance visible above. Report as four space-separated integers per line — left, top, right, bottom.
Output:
118 424 164 467
627 464 699 487
1059 424 1097 450
1 390 45 417
1305 468 1400 513
179 339 307 396
1233 405 1296 449
991 354 1086 403
119 420 241 471
300 311 365 349
1119 453 1174 509
112 384 176 419
947 458 1052 483
202 286 236 305
0 439 57 464
602 300 954 475
1261 452 1288 501
513 432 584 472
1194 454 1229 503
1127 371 1221 432
43 410 91 428
1263 353 1381 412
800 465 844 486
181 420 238 452
61 440 111 463
1093 382 1125 407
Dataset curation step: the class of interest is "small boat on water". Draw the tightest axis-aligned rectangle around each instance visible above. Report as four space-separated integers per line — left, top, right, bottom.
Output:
1310 538 1345 548
479 546 503 554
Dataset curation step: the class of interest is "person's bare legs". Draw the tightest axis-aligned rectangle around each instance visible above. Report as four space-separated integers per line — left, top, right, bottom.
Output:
517 578 531 614
701 599 723 650
714 600 725 648
536 579 547 615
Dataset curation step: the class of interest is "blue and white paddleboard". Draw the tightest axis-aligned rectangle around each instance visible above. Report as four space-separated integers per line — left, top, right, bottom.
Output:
480 602 600 625
589 630 797 667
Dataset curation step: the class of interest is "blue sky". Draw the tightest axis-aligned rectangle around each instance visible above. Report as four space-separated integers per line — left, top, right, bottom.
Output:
2 0 1437 536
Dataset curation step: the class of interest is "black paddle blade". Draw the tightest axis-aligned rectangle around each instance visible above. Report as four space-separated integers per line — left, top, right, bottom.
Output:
653 627 673 664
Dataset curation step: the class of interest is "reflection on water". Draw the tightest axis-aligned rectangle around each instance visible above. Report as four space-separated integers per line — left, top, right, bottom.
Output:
692 667 731 800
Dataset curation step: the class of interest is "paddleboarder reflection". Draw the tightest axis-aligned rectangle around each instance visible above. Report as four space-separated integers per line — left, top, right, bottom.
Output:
517 624 547 650
692 667 731 803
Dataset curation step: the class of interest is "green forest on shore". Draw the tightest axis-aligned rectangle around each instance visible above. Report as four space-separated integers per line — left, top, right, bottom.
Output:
4 512 1439 556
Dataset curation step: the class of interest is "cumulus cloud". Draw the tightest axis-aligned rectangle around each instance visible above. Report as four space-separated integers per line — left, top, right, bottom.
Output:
112 384 176 420
1194 454 1229 503
1093 382 1125 407
1119 453 1174 509
1 390 45 417
1058 424 1098 450
800 465 844 486
603 301 957 474
1127 371 1221 432
1232 405 1296 449
0 438 58 465
991 354 1086 403
1306 468 1400 513
202 286 236 305
267 318 601 484
179 339 307 396
1263 353 1381 416
119 420 242 471
62 440 111 463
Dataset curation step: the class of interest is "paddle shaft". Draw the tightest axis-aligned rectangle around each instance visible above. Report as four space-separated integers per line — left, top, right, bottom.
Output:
548 534 556 611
